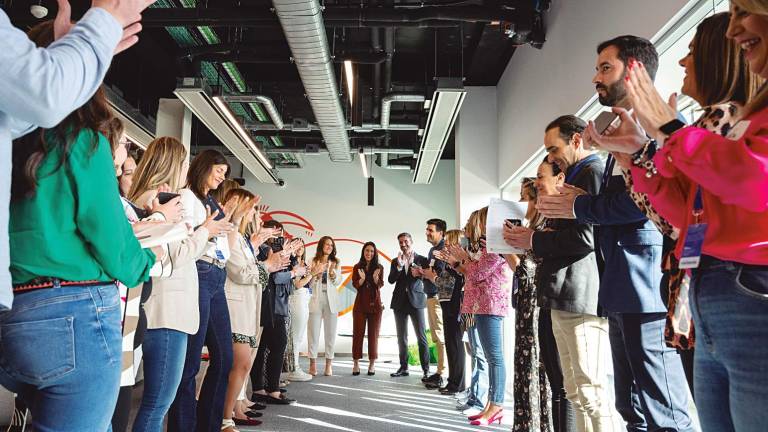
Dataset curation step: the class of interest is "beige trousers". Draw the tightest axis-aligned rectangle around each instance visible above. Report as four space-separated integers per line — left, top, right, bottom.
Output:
426 297 446 376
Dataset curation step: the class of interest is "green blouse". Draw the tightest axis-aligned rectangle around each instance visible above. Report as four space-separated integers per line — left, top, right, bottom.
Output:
10 128 155 286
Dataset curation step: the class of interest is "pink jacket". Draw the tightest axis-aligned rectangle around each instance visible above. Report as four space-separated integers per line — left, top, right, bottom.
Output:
460 251 512 316
632 107 768 265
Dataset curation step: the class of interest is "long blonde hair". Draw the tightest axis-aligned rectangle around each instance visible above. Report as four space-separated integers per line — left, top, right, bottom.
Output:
464 207 488 249
128 137 187 202
444 229 464 247
731 0 768 115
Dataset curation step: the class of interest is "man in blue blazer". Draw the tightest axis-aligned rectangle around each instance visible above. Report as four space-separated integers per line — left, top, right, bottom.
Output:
538 36 693 431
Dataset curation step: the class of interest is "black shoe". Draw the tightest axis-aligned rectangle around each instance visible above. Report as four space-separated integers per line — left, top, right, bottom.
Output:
245 410 264 418
247 401 267 411
265 394 296 405
251 393 270 403
423 373 441 384
352 369 360 376
421 372 431 382
390 369 410 378
425 379 444 390
439 385 459 395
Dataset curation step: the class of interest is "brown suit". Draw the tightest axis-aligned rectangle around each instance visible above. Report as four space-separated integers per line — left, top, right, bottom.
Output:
351 263 384 360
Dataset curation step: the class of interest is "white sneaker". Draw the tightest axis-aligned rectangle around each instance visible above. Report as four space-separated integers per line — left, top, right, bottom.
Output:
288 369 313 382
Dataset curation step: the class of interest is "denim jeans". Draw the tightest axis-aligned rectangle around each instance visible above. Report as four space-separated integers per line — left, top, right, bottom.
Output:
465 324 489 408
168 262 233 432
475 314 505 405
133 328 188 432
0 283 122 432
690 256 768 432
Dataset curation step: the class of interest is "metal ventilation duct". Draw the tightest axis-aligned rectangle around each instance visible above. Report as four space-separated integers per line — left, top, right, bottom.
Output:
271 0 352 162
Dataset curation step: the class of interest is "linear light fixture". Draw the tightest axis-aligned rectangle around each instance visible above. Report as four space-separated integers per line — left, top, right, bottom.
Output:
174 78 278 184
412 78 467 184
359 148 369 178
104 86 154 149
344 60 355 105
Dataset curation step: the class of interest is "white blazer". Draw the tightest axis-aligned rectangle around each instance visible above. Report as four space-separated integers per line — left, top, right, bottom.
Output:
308 260 344 314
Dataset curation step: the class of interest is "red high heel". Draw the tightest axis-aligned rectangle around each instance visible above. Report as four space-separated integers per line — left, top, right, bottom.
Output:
469 409 503 426
467 412 484 421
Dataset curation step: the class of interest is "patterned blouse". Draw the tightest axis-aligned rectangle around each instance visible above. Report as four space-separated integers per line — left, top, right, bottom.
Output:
622 103 741 238
460 250 512 317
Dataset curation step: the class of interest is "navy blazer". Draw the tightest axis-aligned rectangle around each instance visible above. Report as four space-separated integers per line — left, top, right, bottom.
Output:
573 163 666 314
388 254 428 310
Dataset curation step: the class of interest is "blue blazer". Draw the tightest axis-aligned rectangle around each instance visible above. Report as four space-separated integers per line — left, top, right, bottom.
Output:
573 164 666 314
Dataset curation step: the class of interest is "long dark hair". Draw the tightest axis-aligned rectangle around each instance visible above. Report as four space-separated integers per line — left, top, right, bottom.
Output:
313 236 339 265
692 12 763 107
187 149 230 200
357 241 380 272
12 20 115 201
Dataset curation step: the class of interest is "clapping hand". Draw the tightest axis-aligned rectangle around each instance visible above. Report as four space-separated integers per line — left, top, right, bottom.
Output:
201 205 234 238
503 222 535 250
146 195 184 223
583 107 648 154
372 268 381 284
433 249 456 266
249 227 278 249
221 197 241 223
625 61 678 140
536 184 587 219
421 267 437 283
357 268 366 282
264 248 290 273
91 0 159 54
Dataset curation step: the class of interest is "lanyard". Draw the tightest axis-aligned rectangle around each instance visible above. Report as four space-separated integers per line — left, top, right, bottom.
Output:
692 186 704 223
600 154 616 193
566 154 600 184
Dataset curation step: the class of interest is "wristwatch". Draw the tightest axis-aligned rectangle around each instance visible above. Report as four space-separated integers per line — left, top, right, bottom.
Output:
659 119 686 136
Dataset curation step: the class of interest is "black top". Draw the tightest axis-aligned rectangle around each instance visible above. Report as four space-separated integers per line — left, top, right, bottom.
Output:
422 240 446 297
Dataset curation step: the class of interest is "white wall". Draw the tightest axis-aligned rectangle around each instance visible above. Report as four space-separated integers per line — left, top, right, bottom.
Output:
455 86 500 225
497 0 688 186
240 157 456 357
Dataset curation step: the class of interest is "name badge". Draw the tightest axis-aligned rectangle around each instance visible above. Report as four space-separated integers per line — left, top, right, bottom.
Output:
678 223 708 269
215 248 225 260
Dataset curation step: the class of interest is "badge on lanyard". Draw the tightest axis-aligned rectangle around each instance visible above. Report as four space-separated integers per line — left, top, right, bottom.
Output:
679 187 707 269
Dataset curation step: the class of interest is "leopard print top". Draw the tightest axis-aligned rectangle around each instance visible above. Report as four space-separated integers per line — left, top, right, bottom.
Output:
622 102 741 238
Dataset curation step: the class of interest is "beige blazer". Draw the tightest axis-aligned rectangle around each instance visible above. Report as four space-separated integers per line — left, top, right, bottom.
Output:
225 235 263 337
309 260 344 314
144 227 210 335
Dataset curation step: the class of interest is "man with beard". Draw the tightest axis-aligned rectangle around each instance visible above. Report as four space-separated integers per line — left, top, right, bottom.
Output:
388 233 431 378
537 35 693 432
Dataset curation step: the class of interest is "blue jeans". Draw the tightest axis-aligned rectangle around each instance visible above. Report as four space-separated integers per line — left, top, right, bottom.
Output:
168 262 233 432
0 284 122 432
690 256 768 432
133 328 188 432
465 324 489 408
475 314 505 405
608 312 693 432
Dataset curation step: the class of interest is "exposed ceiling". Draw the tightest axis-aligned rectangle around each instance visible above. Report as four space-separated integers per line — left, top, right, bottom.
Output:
5 0 549 174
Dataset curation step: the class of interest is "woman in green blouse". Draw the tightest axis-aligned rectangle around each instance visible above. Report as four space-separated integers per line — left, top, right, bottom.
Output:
2 21 158 432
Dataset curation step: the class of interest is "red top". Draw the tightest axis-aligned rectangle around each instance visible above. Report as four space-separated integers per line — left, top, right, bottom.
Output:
352 262 385 313
632 106 768 265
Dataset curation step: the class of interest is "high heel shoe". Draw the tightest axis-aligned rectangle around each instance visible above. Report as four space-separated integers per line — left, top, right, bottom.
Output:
469 409 503 426
467 412 484 421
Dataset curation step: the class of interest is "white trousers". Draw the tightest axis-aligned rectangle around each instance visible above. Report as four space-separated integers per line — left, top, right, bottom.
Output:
307 289 338 359
289 288 311 367
551 309 614 432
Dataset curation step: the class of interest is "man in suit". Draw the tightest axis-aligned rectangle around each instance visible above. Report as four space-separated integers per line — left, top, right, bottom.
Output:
388 232 431 378
537 36 693 432
506 115 611 430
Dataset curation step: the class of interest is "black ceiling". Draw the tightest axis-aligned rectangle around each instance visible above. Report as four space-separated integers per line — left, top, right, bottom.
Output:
4 0 548 166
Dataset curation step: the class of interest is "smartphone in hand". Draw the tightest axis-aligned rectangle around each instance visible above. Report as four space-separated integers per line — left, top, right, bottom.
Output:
157 192 180 205
505 219 522 227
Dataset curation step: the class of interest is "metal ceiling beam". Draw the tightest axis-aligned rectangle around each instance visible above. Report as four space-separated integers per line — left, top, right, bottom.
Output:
136 7 520 28
192 51 387 65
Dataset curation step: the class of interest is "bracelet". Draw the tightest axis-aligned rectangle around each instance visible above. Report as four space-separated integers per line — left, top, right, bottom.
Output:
631 139 658 178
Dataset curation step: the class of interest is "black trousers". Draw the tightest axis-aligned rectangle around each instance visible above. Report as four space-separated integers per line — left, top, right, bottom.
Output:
393 305 429 372
251 315 289 393
538 308 576 432
442 307 465 390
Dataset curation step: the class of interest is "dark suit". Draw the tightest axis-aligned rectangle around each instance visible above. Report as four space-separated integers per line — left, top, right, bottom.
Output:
573 157 693 431
437 267 465 390
388 255 430 372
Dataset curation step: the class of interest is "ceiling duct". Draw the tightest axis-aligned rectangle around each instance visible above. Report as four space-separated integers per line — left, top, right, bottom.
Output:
271 0 352 162
380 93 426 130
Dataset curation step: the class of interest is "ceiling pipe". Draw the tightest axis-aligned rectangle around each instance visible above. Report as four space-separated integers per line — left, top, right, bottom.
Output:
380 93 425 130
190 51 387 65
383 28 395 94
221 94 284 130
135 7 518 27
371 28 382 119
265 146 414 155
271 0 352 162
244 121 419 132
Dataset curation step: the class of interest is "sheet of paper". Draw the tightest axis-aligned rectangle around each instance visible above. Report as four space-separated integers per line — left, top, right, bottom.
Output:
486 197 529 255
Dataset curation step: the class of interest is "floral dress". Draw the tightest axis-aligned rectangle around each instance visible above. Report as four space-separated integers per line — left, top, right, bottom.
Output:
512 250 552 432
